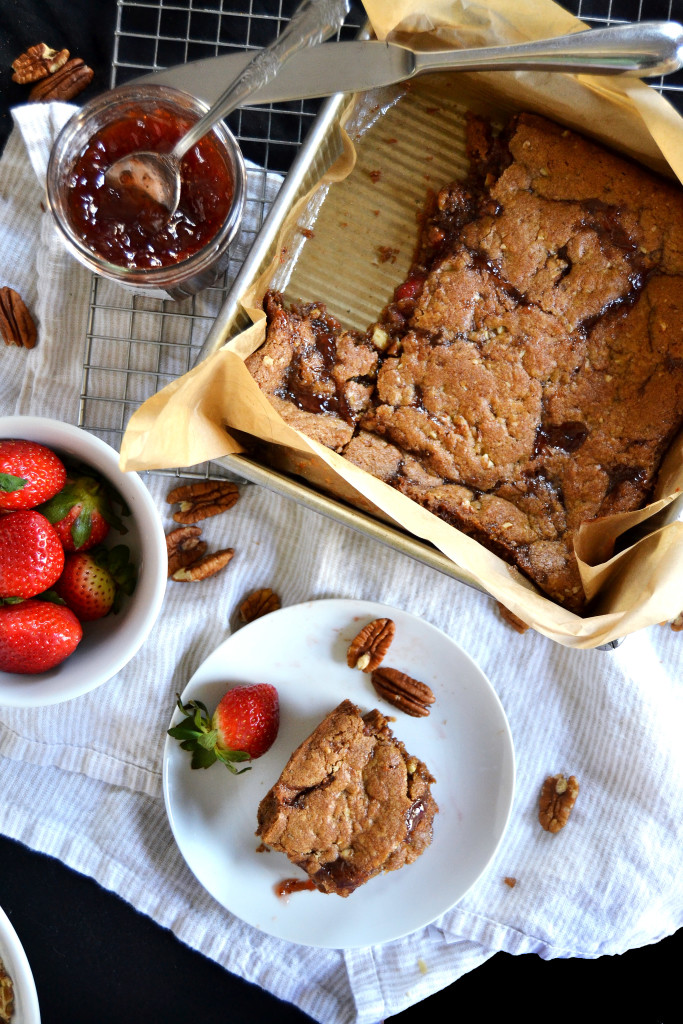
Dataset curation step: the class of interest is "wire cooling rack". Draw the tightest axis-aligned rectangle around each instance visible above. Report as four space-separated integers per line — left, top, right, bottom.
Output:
79 0 683 476
79 0 366 476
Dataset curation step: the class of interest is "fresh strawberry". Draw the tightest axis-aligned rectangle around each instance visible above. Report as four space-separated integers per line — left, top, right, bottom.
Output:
169 683 280 773
39 474 123 551
0 510 65 599
55 545 137 621
50 501 110 551
0 599 82 673
0 439 67 510
55 553 115 621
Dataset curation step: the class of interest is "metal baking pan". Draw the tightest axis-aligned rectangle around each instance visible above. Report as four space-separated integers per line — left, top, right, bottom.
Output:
190 21 680 647
194 69 487 593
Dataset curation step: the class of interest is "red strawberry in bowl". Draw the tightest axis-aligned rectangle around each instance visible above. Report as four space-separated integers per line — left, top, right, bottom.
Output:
0 438 67 510
0 599 82 673
55 545 137 622
39 474 123 552
0 510 65 599
55 553 115 622
169 683 280 773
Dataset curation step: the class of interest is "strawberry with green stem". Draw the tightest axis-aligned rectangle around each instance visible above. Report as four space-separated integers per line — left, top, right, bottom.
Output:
169 684 280 773
39 473 125 551
0 439 67 510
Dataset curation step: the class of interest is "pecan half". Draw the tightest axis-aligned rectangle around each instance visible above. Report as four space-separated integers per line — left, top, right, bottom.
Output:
497 602 529 634
240 587 281 623
370 666 435 717
12 43 70 83
166 526 208 578
347 617 395 672
28 58 93 102
539 773 579 833
171 548 234 582
166 479 239 523
0 287 37 348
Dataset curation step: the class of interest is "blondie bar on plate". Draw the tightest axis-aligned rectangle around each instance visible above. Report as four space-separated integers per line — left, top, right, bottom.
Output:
256 699 437 896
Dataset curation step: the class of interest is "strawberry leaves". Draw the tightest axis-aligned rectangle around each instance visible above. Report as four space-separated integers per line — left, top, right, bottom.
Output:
91 544 137 613
39 466 127 551
0 471 27 493
168 695 252 774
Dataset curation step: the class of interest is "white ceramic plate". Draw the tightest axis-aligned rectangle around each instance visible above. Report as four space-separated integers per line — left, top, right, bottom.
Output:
163 599 515 948
0 904 40 1024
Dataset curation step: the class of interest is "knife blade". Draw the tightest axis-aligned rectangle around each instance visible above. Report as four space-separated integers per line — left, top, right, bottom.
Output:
133 40 411 106
132 22 683 108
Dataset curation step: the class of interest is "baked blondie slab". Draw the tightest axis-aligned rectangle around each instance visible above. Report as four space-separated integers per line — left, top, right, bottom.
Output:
246 113 683 613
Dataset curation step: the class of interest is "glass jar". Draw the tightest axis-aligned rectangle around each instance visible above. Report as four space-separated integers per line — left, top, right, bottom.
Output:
46 84 246 300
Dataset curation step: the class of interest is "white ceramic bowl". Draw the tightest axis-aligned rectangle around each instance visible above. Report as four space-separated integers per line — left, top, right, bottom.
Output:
0 416 166 706
0 904 40 1024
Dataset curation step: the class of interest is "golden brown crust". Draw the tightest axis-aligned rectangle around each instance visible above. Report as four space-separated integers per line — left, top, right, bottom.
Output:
247 113 683 614
256 699 437 896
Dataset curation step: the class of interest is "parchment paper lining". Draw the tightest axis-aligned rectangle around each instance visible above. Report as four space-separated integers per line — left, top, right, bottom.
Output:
120 0 683 648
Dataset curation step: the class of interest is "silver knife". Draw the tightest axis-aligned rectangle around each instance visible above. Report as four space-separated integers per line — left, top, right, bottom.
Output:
133 21 683 107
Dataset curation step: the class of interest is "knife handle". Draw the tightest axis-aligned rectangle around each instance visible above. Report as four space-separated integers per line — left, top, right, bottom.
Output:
174 0 350 160
411 21 683 78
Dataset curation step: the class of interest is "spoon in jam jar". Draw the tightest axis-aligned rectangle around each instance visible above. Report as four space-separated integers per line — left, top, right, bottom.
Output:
104 0 349 218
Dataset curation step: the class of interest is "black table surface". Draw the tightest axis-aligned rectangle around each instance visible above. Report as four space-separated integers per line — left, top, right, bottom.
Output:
0 2 680 1021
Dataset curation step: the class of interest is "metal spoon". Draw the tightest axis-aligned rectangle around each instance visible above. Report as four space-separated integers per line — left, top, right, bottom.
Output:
104 0 349 216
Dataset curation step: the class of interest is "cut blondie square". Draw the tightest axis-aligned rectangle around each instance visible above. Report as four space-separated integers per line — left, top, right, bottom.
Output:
256 699 437 896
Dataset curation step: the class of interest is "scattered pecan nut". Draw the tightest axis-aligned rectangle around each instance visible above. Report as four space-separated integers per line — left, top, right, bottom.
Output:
347 617 395 672
240 587 281 623
28 58 93 102
370 666 435 718
497 602 529 634
503 876 517 889
171 548 234 582
12 43 70 83
671 610 683 631
166 479 239 524
0 287 37 348
539 773 579 833
166 526 208 578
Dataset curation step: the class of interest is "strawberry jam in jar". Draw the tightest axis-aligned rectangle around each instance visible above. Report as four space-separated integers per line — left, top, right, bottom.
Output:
46 85 246 299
